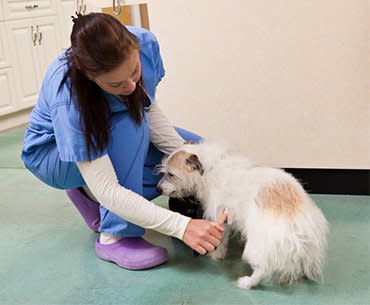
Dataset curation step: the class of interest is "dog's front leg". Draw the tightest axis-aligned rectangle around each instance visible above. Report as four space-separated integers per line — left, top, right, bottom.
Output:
237 268 265 290
208 226 231 260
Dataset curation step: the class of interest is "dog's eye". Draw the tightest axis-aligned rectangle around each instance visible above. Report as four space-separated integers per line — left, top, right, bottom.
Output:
168 173 174 178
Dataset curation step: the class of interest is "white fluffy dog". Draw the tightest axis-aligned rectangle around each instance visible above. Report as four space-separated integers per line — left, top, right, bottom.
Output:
157 142 328 290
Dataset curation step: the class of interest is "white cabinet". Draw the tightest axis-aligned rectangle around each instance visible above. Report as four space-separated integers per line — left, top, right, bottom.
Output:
0 0 64 118
0 0 127 125
6 16 60 110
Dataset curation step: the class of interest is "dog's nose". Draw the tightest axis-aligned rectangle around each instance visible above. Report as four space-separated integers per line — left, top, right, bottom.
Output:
156 186 162 193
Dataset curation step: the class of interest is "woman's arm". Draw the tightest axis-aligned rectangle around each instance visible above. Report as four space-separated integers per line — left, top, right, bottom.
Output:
77 154 190 239
77 154 223 254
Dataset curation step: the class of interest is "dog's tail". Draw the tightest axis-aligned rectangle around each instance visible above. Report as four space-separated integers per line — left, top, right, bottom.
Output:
245 177 329 284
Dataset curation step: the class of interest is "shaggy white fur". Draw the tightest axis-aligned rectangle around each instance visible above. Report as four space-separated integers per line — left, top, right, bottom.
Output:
157 141 329 290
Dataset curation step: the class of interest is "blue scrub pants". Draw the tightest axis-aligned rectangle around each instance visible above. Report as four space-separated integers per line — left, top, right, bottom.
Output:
22 111 201 238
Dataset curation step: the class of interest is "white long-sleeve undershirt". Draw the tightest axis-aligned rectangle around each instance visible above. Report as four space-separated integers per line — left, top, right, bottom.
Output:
76 103 190 240
149 103 184 154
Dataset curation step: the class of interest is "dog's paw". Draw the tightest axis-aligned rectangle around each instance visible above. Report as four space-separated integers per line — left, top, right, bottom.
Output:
236 276 254 290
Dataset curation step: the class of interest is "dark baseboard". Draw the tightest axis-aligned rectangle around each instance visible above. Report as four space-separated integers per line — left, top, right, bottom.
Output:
283 168 370 195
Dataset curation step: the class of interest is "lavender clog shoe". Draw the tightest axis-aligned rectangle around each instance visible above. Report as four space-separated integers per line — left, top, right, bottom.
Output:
95 237 168 270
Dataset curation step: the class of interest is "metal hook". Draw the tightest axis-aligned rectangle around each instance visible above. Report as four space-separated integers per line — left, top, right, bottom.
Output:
113 0 122 15
76 0 81 14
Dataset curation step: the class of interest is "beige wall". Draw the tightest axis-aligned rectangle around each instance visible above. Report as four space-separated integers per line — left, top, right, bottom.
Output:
110 0 369 169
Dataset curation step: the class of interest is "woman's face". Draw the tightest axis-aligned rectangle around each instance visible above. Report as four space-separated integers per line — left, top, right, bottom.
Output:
94 50 141 96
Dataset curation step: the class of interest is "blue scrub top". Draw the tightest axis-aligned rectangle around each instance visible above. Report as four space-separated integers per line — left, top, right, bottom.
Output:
22 26 165 163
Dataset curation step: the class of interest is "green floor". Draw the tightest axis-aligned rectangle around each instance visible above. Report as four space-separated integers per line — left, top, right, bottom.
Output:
1 125 369 305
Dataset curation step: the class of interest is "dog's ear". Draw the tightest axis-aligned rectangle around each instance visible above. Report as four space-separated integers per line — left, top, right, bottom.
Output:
186 154 204 175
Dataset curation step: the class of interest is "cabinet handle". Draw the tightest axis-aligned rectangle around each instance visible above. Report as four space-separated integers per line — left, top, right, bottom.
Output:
113 0 121 15
36 26 42 45
25 4 39 9
31 25 37 46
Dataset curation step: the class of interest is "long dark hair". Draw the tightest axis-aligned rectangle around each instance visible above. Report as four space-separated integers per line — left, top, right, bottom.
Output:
59 13 147 160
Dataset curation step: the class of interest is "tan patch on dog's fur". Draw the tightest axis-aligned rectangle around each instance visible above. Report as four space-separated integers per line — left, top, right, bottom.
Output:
256 182 304 217
167 151 193 174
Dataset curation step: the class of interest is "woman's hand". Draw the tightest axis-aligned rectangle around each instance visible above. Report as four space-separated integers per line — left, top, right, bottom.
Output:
182 219 224 255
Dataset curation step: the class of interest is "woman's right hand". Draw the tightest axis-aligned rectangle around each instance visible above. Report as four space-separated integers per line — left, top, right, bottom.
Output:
182 219 224 255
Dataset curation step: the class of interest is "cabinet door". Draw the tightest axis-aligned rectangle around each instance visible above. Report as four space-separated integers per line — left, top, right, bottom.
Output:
58 0 75 50
34 16 61 79
6 19 39 110
0 68 17 115
0 23 11 68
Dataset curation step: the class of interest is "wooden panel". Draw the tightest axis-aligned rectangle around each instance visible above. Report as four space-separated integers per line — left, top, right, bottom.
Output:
139 3 150 30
